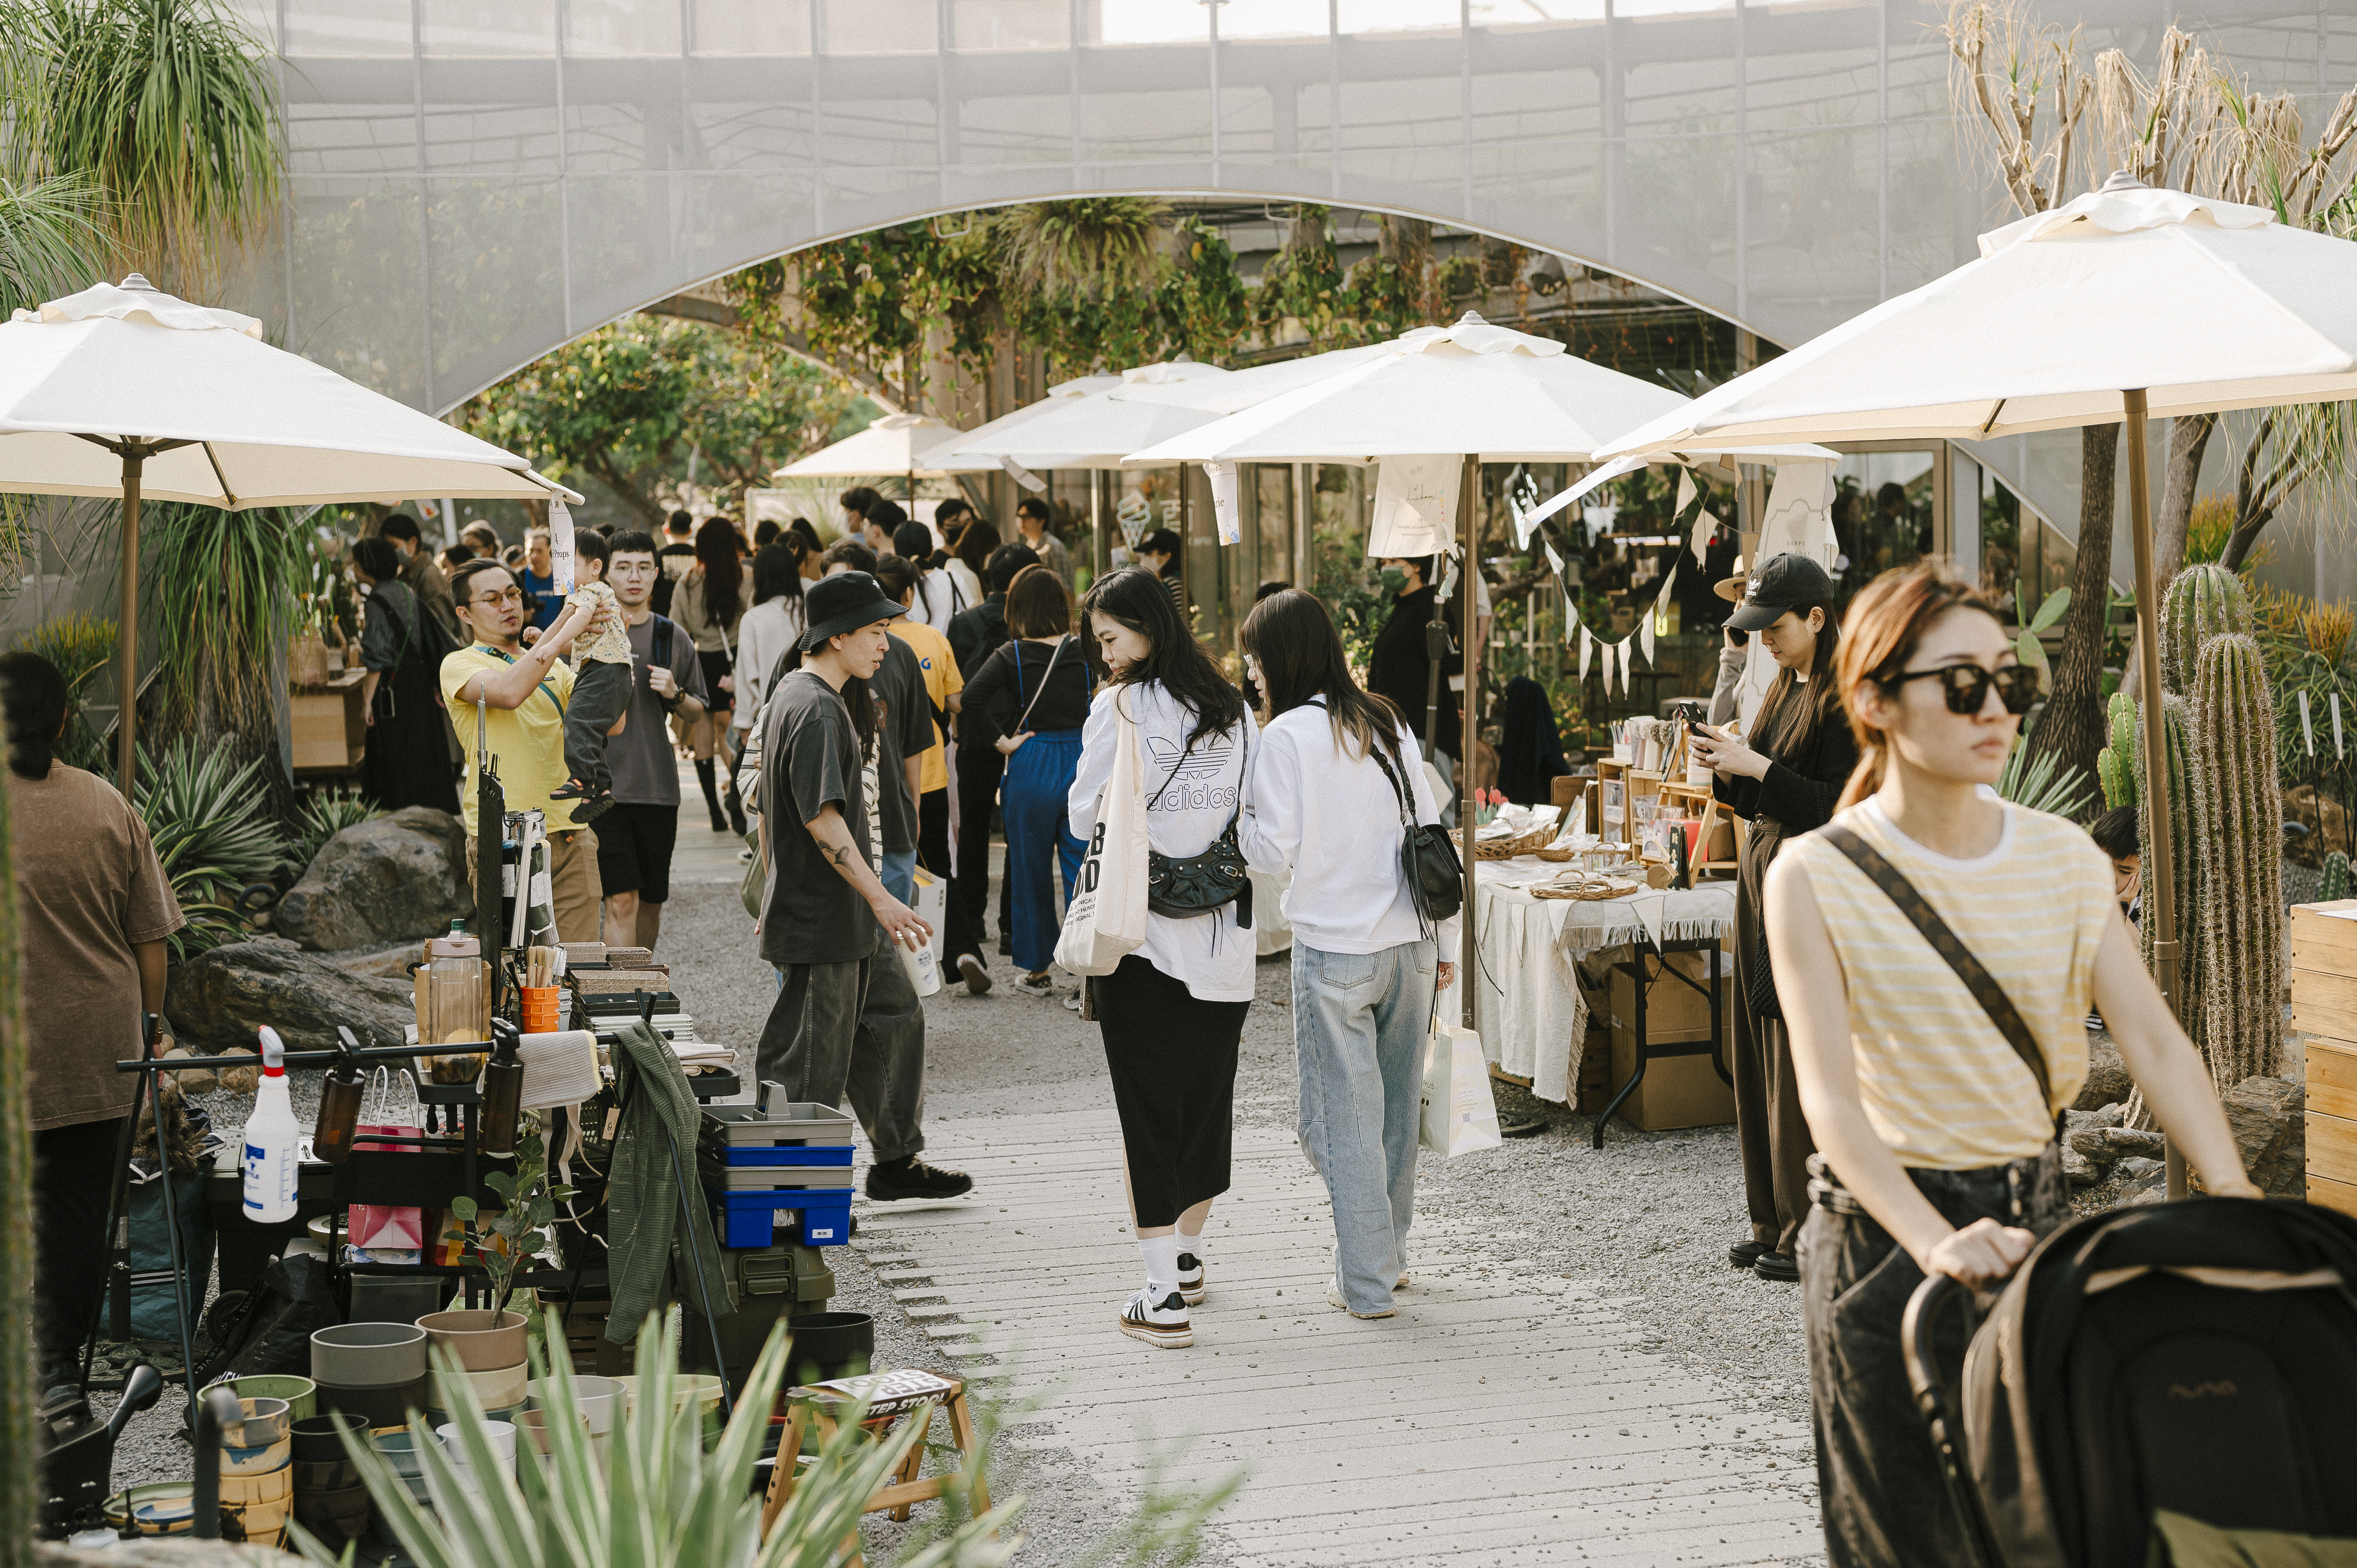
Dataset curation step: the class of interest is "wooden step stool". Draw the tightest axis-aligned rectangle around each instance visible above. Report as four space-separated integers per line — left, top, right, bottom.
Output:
758 1369 990 1551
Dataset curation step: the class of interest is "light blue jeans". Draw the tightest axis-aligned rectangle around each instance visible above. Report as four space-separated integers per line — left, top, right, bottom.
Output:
881 848 917 903
1291 939 1437 1313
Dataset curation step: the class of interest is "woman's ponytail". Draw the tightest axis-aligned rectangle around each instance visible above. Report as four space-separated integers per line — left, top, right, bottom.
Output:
0 652 70 782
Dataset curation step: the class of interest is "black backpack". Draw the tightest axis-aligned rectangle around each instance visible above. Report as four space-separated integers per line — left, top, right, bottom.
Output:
191 1254 343 1389
1924 1196 2357 1567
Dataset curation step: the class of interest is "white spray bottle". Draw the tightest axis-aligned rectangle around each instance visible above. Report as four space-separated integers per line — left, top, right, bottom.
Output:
242 1026 301 1224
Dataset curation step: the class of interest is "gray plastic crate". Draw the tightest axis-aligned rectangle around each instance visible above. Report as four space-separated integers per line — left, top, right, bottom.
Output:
700 1093 855 1148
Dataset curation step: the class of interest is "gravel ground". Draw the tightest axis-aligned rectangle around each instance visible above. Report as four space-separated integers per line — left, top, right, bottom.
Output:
96 877 1814 1563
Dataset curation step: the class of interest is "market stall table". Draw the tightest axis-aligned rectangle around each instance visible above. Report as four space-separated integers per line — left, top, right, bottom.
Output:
1470 859 1736 1125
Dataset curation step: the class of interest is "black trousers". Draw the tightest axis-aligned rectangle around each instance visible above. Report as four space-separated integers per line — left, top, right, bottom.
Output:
950 740 1003 963
35 1117 125 1368
1097 955 1249 1229
1733 821 1815 1254
918 787 951 881
1799 1145 2068 1568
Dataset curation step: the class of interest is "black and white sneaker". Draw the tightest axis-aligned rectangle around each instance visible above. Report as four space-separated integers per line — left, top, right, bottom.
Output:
1118 1287 1193 1348
864 1157 973 1202
1012 972 1056 998
1177 1251 1206 1306
957 954 993 996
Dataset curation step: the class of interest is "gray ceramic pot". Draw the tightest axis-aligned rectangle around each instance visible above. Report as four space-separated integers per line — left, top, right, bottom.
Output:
311 1323 429 1388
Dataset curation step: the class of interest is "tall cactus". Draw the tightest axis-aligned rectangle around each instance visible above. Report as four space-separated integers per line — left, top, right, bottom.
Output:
2189 632 2285 1087
0 687 31 1568
2162 563 2252 694
2135 691 2202 1047
2097 689 2140 811
2324 851 2351 904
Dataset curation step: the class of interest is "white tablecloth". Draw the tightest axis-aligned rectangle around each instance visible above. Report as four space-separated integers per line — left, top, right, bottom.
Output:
1467 858 1737 1105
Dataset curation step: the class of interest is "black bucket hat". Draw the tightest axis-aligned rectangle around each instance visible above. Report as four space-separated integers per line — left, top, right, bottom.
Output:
1720 552 1837 632
798 570 903 650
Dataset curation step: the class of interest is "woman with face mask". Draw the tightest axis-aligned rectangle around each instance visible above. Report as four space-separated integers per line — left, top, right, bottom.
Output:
1363 556 1462 783
1686 553 1856 1285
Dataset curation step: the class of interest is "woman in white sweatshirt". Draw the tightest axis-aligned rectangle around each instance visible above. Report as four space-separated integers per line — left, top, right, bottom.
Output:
1069 567 1257 1351
1239 590 1457 1319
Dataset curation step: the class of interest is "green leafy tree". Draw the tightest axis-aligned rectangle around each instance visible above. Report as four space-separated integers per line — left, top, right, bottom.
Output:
460 318 858 528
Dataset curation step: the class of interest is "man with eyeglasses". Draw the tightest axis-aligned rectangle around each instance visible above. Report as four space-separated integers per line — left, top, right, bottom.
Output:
441 556 613 940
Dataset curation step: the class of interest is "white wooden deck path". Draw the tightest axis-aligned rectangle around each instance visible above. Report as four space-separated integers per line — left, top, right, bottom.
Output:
852 1108 1820 1566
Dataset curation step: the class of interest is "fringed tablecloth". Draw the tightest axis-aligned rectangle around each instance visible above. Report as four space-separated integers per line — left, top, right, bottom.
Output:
1466 859 1736 1105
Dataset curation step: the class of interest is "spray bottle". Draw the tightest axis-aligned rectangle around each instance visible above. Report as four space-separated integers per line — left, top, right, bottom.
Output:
242 1026 301 1223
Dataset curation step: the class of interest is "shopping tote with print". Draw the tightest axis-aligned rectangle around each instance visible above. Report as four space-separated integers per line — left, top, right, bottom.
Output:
1056 691 1150 975
1420 1020 1503 1157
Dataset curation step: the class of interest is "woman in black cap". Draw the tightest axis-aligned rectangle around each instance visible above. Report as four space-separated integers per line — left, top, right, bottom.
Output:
1688 551 1855 1283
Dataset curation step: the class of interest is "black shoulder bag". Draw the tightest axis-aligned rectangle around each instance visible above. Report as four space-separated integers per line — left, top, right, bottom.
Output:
1144 722 1252 927
1817 822 2054 1116
1370 739 1464 928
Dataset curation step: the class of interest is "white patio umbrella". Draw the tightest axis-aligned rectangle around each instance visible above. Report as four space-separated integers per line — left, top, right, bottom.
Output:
772 411 1001 509
942 361 1232 470
1583 175 2357 1029
0 275 582 788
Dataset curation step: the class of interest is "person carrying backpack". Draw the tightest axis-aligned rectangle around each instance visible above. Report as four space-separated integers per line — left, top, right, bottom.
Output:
1763 561 2257 1568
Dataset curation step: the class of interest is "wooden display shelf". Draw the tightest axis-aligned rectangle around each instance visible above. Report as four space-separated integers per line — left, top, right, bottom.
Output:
1593 759 1664 851
1655 780 1738 881
2288 902 2357 1217
291 667 366 775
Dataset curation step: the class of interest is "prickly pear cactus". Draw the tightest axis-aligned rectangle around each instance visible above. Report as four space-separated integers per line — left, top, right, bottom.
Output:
2189 633 2284 1087
2325 851 2351 905
2162 563 2252 695
2097 689 2139 811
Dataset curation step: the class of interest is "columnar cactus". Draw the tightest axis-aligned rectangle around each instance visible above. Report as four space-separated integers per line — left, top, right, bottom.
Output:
2325 851 2352 905
2097 689 2140 811
2134 691 2202 1045
2162 563 2252 694
2189 632 2285 1087
0 687 31 1567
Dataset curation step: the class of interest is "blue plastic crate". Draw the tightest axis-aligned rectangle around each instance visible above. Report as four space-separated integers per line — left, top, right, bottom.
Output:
707 1186 854 1249
717 1144 854 1168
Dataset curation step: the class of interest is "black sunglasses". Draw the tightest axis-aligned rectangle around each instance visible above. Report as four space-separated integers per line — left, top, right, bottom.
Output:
1884 662 2042 715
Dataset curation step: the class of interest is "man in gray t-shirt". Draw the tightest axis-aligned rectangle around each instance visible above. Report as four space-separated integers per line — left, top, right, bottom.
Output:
755 570 971 1205
594 530 709 952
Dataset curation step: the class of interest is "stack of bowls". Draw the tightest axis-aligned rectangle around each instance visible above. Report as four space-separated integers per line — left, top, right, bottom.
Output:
312 1324 430 1431
514 1408 590 1464
217 1397 293 1548
370 1429 442 1509
525 1376 622 1473
418 1309 530 1422
289 1412 372 1547
105 1482 194 1537
439 1419 517 1495
212 1374 317 1421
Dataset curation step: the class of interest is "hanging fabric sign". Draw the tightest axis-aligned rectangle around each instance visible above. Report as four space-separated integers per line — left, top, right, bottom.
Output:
1368 454 1461 559
1115 492 1152 551
1204 460 1243 546
548 497 577 595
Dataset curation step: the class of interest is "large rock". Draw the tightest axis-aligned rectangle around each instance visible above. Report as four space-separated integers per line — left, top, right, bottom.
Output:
167 938 414 1055
2074 1027 2131 1110
2282 786 2346 868
2219 1075 2306 1198
273 806 468 952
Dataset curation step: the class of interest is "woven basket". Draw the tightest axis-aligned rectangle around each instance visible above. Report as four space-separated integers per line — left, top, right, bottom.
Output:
1531 872 1644 901
1453 826 1554 861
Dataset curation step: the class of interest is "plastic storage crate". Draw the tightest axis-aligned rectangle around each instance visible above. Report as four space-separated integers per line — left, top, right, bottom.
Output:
707 1186 854 1248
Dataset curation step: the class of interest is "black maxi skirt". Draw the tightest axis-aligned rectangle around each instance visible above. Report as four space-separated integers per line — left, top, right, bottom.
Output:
1095 953 1249 1229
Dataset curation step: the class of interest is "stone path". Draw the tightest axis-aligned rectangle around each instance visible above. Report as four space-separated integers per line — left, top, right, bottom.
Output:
852 1105 1820 1567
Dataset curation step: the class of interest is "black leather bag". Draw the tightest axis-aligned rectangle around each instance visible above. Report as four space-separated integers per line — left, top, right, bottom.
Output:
1371 743 1463 926
1144 725 1252 926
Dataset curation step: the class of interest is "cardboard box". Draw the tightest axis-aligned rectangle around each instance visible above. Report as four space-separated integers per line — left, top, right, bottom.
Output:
289 675 365 772
1601 948 1736 1131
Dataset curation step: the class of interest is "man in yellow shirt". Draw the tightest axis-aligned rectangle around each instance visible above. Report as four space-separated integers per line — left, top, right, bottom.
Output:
874 554 963 886
439 557 608 941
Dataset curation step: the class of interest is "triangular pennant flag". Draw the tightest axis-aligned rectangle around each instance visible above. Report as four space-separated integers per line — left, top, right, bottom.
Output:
1543 540 1563 577
1578 622 1592 685
1689 495 1713 565
1675 467 1697 532
1641 610 1656 666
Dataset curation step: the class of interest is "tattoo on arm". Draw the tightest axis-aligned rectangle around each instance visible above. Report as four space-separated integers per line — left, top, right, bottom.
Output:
823 843 854 867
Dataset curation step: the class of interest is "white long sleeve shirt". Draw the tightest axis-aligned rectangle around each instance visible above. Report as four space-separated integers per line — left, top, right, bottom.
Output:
1068 681 1259 1002
1240 706 1462 956
731 596 805 735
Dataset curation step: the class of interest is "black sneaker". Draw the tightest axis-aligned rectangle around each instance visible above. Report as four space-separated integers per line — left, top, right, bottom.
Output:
957 954 992 996
866 1157 973 1202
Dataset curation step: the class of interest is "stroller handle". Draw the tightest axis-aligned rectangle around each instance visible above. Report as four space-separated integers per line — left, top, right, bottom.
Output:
1903 1271 2002 1568
1903 1272 1965 1419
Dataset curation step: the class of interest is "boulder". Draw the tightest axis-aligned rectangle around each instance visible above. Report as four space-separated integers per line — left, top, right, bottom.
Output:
167 938 415 1056
2073 1029 2131 1111
2217 1075 2306 1198
2282 787 2347 868
273 807 469 952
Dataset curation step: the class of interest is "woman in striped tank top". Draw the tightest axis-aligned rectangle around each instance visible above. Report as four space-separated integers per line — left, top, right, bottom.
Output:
1763 563 2256 1568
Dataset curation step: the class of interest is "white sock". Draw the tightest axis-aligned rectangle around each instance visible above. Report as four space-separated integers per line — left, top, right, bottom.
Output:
1176 1229 1205 1267
1140 1234 1183 1300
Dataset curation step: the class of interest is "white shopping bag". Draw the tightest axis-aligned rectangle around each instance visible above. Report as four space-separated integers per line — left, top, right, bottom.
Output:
1055 691 1149 976
1420 1020 1503 1158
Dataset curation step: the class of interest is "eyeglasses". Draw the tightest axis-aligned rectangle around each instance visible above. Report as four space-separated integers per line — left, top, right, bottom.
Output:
1884 662 2042 716
469 588 525 608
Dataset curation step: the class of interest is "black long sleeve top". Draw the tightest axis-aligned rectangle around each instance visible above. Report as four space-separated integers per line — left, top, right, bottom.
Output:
1711 699 1859 835
967 636 1091 736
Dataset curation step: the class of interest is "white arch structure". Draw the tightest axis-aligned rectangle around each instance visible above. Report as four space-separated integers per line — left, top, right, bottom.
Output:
242 0 2356 564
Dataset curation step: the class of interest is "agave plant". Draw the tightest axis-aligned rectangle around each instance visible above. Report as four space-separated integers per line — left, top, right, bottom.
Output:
286 786 380 877
1996 732 2094 820
135 737 286 956
294 1313 1024 1568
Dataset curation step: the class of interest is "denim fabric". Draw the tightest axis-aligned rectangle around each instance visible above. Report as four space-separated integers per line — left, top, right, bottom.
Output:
880 847 916 903
1291 939 1436 1313
1001 728 1083 973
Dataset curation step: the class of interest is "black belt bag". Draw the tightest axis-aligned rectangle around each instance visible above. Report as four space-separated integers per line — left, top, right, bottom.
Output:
1144 724 1252 927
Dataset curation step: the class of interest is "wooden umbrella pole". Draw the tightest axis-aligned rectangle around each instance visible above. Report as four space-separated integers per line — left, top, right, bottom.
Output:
1459 453 1480 1031
115 449 143 792
2122 388 2189 1201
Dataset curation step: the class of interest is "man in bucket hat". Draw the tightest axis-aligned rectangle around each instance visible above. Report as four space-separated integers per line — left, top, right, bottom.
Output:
754 572 971 1202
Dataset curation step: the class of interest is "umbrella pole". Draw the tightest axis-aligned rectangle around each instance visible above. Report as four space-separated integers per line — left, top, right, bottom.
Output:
115 450 144 792
1459 454 1480 1032
2122 388 2188 1200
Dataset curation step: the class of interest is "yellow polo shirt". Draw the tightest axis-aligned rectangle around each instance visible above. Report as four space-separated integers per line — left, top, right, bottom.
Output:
890 616 963 794
441 646 579 836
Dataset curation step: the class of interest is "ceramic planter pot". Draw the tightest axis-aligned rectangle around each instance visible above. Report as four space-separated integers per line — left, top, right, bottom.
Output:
219 1465 292 1548
430 1360 528 1416
368 1429 440 1477
526 1375 623 1435
221 1396 291 1455
514 1408 589 1456
291 1457 362 1492
312 1324 429 1388
415 1308 529 1372
292 1480 373 1544
316 1375 429 1433
221 1374 316 1422
290 1411 368 1463
106 1482 193 1537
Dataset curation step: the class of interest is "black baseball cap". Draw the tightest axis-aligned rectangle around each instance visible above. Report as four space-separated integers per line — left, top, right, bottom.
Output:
798 570 903 649
1722 552 1837 632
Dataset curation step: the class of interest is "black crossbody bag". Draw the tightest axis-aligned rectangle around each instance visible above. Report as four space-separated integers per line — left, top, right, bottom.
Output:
1143 724 1252 927
1370 740 1464 929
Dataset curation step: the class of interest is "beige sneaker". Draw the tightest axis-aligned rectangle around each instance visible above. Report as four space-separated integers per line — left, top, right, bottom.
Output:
1326 1281 1396 1320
